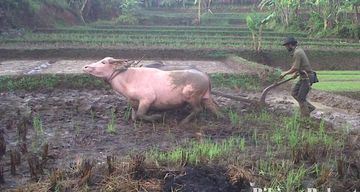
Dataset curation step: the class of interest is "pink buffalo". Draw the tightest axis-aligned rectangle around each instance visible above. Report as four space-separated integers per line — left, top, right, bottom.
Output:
83 57 221 124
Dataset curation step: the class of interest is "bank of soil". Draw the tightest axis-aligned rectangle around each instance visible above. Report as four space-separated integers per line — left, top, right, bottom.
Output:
0 48 359 70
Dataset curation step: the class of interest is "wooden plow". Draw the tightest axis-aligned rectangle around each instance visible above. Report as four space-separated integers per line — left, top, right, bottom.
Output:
212 76 295 107
259 76 296 106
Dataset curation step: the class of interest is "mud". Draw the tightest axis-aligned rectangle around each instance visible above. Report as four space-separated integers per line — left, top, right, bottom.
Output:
0 88 249 190
259 86 360 131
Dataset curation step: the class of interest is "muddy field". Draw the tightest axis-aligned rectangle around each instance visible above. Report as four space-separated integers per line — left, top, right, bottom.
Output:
0 58 360 191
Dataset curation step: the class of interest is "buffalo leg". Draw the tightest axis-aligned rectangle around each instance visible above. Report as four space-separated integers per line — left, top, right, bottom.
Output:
131 108 136 121
135 101 162 122
180 98 202 125
202 98 223 118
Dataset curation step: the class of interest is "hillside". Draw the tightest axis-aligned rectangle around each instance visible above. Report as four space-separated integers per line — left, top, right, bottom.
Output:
0 0 121 30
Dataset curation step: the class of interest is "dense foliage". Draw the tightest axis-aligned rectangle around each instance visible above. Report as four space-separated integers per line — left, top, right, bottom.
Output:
0 0 359 39
259 0 360 39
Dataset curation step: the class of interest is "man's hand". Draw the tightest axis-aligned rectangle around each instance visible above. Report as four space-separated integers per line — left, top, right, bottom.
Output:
279 73 287 80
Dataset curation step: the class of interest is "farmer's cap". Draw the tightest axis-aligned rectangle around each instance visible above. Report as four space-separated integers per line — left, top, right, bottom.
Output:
282 36 298 46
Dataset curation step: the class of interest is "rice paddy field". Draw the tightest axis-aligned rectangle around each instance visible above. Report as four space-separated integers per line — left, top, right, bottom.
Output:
0 8 359 192
1 26 359 50
314 71 360 92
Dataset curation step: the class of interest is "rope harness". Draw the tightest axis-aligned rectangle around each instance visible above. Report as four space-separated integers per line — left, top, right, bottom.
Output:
106 56 145 83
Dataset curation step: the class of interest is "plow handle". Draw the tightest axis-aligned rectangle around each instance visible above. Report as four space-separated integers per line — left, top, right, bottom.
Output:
260 77 296 106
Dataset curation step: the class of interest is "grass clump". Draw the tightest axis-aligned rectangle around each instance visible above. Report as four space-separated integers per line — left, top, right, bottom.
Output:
0 74 108 92
106 108 117 134
147 136 246 165
31 113 46 153
227 108 240 127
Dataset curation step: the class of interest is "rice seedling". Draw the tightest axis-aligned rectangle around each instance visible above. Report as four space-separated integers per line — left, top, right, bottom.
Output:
239 137 246 152
227 108 240 127
147 137 244 165
106 108 117 134
313 70 360 92
271 127 284 147
3 26 359 50
252 129 258 147
123 103 132 121
284 165 307 192
31 113 45 153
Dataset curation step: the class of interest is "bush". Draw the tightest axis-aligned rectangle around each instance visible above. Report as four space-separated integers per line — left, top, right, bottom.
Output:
337 23 360 40
116 14 139 25
307 12 323 35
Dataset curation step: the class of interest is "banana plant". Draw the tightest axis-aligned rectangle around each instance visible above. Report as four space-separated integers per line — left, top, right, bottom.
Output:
67 0 89 24
194 0 202 24
246 13 274 52
259 0 301 28
305 0 341 31
349 0 360 24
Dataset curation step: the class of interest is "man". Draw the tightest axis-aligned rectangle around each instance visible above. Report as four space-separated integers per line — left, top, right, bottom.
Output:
279 37 316 117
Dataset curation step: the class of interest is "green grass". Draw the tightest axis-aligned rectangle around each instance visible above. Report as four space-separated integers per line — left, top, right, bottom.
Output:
146 136 246 165
32 113 46 153
3 25 359 50
0 74 108 92
318 75 360 81
145 112 347 190
312 81 360 91
106 108 117 134
312 70 360 92
211 73 261 91
317 71 360 75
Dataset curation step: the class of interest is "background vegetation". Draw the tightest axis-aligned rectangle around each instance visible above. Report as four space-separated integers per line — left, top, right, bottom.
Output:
0 0 359 39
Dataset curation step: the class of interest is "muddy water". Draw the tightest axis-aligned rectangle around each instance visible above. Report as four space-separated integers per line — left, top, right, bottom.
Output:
262 88 360 131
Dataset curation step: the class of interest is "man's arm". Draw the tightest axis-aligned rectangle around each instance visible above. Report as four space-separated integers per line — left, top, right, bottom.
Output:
279 66 297 79
279 52 301 79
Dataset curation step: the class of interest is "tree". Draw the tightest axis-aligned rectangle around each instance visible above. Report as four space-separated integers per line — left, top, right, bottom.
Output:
194 0 202 24
68 0 89 24
306 0 342 31
259 0 301 29
349 0 360 25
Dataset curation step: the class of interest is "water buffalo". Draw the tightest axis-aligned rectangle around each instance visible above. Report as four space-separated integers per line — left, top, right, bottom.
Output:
83 57 221 124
